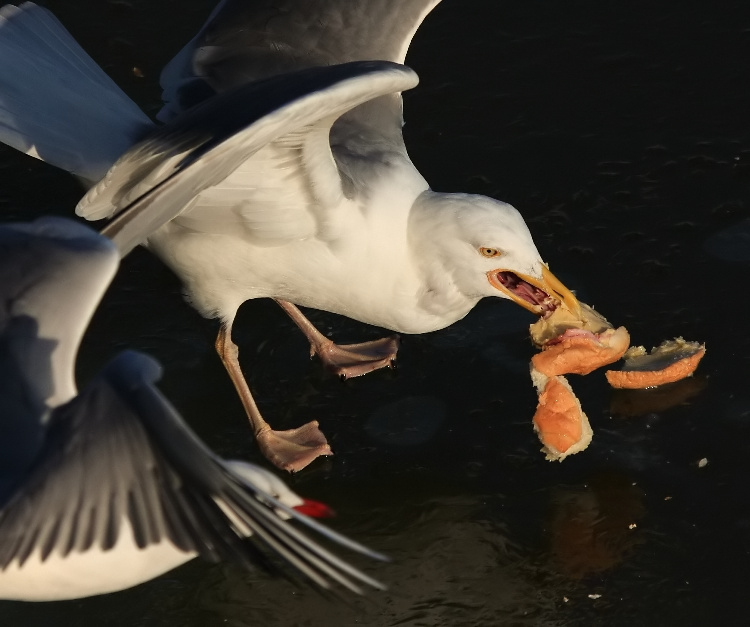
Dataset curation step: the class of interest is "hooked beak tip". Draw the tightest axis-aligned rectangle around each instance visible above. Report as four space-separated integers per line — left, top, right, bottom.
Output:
541 265 581 316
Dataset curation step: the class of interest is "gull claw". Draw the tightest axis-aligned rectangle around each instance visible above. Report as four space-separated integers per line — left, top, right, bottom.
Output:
313 335 400 379
255 421 333 473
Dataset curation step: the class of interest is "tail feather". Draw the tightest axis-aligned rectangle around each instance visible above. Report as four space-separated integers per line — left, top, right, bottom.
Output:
0 3 155 184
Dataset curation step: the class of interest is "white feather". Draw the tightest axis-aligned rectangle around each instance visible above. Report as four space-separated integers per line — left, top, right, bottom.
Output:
0 3 153 183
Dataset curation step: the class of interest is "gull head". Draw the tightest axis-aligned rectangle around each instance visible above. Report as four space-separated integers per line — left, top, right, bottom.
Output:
225 461 334 519
409 191 580 317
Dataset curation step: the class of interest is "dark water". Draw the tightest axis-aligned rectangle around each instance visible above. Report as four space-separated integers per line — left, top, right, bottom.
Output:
1 1 749 625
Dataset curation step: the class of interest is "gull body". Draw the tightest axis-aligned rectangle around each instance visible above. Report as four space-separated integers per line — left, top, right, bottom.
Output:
150 186 543 335
1 520 194 602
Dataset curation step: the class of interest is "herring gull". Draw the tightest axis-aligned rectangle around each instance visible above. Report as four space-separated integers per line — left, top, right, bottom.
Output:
0 1 580 471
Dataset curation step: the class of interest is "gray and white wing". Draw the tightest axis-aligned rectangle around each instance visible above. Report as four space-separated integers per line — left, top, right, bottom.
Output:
159 0 441 120
0 350 386 593
0 217 118 411
0 3 154 183
80 62 419 255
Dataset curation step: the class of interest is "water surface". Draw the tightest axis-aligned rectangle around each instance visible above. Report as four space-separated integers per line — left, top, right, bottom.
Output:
1 1 749 625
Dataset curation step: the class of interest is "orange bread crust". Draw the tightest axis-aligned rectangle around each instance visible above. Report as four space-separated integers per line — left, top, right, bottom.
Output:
606 345 705 389
531 327 631 377
531 372 593 461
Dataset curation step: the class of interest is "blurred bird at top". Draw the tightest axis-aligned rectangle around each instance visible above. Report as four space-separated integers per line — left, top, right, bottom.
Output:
0 1 580 471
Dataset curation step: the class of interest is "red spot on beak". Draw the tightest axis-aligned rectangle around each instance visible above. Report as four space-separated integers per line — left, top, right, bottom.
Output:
293 498 335 518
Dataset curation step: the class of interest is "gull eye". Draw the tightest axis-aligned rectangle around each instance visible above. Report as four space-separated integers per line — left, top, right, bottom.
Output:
479 247 503 258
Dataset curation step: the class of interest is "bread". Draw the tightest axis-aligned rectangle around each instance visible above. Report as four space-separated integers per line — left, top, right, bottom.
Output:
531 326 631 377
605 338 706 389
530 301 612 347
527 301 705 461
531 369 593 461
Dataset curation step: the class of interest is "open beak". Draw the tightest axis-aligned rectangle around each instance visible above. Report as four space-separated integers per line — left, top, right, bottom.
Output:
487 265 581 317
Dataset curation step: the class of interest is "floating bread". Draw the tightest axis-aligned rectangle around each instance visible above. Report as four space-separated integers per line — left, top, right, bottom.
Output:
605 338 706 389
531 368 593 461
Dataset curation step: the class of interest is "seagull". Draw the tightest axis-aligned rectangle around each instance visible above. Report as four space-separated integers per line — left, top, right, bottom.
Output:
0 1 580 472
0 216 386 601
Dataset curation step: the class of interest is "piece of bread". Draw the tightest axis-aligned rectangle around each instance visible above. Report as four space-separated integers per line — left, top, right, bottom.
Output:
531 326 631 377
531 369 593 461
605 338 706 389
530 302 613 348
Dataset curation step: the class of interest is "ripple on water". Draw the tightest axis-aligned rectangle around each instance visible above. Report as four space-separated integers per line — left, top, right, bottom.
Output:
703 218 750 264
366 396 448 447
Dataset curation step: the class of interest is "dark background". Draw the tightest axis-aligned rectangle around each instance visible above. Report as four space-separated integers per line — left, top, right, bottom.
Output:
1 1 749 625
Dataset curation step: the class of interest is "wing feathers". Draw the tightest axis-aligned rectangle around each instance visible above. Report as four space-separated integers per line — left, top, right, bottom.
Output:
0 349 385 591
158 0 441 121
93 62 418 256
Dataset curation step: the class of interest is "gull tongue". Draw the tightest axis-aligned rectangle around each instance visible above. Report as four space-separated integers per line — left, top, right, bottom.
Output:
516 281 546 305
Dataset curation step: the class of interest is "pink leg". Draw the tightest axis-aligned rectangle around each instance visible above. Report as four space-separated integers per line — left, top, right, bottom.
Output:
275 300 399 379
216 322 332 472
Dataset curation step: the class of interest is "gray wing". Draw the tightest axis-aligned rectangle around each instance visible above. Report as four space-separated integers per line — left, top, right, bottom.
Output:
0 3 154 183
159 0 441 121
81 62 418 255
0 218 117 408
0 218 118 492
0 350 385 593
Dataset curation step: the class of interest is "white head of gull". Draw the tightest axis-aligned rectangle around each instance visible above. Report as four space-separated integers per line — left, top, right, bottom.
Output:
0 217 386 601
0 1 580 471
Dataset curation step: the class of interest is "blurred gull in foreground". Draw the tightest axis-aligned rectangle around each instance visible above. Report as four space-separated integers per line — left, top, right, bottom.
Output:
0 1 580 471
0 217 385 601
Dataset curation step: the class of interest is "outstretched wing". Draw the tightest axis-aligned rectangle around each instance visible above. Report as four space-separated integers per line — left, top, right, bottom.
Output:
0 3 154 183
0 350 385 593
159 0 441 121
80 62 419 255
0 217 117 418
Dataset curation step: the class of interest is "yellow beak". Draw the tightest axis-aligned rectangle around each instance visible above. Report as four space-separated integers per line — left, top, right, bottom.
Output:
487 265 581 316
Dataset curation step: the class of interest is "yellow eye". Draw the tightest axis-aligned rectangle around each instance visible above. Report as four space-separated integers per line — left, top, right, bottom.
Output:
479 247 503 258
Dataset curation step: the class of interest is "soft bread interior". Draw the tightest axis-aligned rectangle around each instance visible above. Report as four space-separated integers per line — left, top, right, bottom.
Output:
531 326 631 377
530 301 612 347
530 368 593 462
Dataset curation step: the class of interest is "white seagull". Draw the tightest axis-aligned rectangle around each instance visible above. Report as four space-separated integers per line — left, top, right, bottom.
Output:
0 1 580 472
0 216 386 601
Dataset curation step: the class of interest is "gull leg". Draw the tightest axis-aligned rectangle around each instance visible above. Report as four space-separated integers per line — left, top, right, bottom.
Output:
275 299 399 379
216 322 332 472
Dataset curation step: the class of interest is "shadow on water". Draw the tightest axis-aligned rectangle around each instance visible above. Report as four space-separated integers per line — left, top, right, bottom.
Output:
2 0 750 625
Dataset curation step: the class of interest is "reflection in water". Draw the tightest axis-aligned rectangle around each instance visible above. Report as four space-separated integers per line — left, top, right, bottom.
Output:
181 492 565 627
609 376 708 417
547 472 645 580
365 396 447 446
